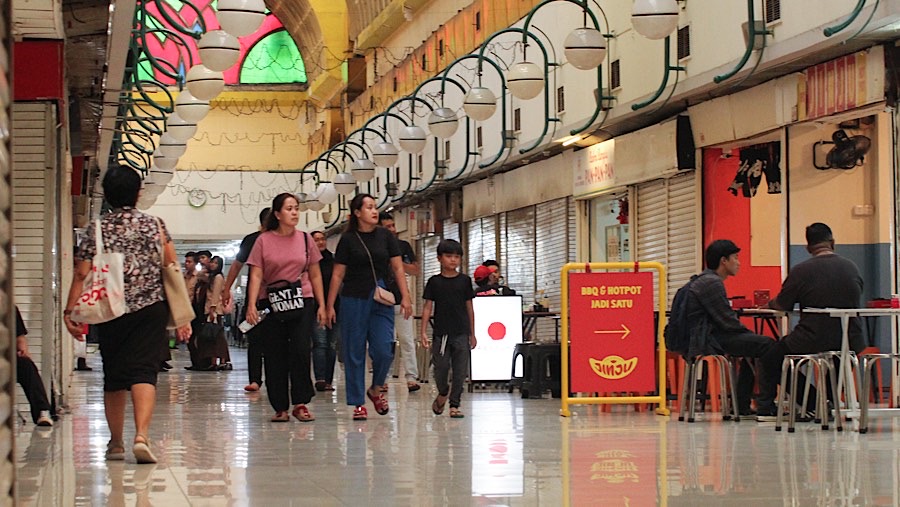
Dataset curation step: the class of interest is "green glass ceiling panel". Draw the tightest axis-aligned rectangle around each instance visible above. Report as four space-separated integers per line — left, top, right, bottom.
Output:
240 30 307 84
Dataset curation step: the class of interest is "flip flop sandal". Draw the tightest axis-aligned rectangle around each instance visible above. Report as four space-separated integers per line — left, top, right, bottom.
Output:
449 407 464 418
432 395 447 415
367 388 390 415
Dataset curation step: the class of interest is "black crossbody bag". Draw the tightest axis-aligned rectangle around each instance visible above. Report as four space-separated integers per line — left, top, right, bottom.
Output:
265 231 310 321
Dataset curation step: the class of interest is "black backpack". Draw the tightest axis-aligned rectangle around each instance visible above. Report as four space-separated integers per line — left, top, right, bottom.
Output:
664 274 701 356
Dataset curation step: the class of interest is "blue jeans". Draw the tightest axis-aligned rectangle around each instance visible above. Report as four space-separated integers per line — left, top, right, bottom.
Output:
313 322 340 384
340 291 395 407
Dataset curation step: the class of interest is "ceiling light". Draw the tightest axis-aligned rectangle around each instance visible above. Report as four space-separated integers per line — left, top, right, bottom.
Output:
153 149 178 171
631 0 679 40
158 133 187 159
351 158 376 182
333 172 357 194
398 125 427 153
463 87 497 121
317 182 338 204
174 91 210 123
564 27 607 70
185 65 225 101
427 108 459 138
216 0 267 38
165 112 197 142
372 142 399 167
198 30 241 72
506 62 544 100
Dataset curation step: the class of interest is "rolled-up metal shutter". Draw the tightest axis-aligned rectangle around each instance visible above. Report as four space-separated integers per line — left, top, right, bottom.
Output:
465 218 483 276
636 171 699 307
442 218 459 243
417 235 442 314
534 198 569 341
502 206 535 308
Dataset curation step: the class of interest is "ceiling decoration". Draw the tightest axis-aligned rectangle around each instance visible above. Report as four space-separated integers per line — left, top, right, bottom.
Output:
263 0 325 86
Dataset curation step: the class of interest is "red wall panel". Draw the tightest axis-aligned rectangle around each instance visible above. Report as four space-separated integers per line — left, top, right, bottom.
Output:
13 41 64 100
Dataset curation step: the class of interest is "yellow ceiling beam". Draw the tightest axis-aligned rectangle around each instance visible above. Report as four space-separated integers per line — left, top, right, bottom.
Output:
356 0 431 53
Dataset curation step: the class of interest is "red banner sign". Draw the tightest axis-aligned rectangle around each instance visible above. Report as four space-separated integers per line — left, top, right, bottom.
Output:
568 272 655 393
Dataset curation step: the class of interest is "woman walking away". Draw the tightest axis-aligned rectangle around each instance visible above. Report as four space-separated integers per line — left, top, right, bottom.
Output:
205 256 232 370
245 193 326 422
64 165 191 464
326 194 412 420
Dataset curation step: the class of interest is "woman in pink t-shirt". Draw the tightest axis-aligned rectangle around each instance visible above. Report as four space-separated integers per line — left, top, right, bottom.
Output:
246 193 326 422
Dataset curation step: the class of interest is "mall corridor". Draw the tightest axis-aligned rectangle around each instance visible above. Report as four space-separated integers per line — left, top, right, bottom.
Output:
12 346 900 505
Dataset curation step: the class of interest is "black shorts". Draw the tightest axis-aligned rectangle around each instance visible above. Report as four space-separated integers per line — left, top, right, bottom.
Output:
97 301 169 392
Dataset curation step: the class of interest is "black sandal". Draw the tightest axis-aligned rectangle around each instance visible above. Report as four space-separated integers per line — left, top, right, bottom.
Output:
432 395 447 415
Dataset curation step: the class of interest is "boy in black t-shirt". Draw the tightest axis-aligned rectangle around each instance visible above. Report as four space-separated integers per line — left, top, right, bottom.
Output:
420 239 476 418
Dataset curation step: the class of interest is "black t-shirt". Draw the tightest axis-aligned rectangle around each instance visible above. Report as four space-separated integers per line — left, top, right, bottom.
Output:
15 307 26 337
398 240 417 265
236 231 262 263
334 227 401 298
423 273 475 336
774 253 864 352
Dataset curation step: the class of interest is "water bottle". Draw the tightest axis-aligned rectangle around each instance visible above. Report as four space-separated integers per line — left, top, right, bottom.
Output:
238 308 270 333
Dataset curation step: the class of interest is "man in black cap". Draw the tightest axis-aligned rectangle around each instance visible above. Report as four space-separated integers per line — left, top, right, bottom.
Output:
681 240 774 415
756 223 864 421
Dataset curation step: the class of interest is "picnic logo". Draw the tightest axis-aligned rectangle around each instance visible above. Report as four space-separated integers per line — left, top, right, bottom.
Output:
589 356 637 380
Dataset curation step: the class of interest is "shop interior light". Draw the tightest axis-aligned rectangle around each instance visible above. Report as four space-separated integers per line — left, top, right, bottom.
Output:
398 125 427 154
564 27 607 70
463 87 498 121
198 30 241 72
185 65 225 101
351 158 376 182
372 142 399 167
427 108 459 138
216 0 267 38
506 61 544 100
631 0 680 40
174 91 210 123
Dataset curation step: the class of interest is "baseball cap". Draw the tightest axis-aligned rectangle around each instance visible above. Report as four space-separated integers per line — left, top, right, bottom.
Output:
474 265 492 282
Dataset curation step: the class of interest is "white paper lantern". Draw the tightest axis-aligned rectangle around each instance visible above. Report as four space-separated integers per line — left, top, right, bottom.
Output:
398 125 427 154
165 112 197 142
427 108 459 139
351 158 376 182
198 30 241 72
334 172 357 194
631 0 679 40
185 65 225 101
216 0 267 38
317 182 338 204
296 192 308 212
158 133 187 159
372 142 399 167
463 87 497 121
175 91 210 123
506 62 544 100
564 27 607 70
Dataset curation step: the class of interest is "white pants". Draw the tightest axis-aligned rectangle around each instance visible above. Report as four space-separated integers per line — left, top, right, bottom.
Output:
393 305 418 381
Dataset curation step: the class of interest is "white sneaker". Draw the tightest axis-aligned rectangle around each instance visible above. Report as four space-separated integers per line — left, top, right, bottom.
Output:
36 411 53 427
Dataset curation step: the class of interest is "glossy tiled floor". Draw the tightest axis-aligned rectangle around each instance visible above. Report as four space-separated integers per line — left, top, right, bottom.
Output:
15 347 900 505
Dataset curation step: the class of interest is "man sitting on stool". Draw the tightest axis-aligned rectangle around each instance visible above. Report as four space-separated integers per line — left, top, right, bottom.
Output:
15 306 54 427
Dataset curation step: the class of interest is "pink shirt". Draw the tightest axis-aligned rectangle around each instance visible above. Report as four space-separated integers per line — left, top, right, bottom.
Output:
246 230 322 300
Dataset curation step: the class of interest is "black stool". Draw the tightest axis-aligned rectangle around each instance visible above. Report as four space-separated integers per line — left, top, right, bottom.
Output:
521 343 561 399
509 342 532 393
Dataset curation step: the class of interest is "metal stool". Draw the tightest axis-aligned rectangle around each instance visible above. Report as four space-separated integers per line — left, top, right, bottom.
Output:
678 355 740 423
775 354 826 432
859 352 900 433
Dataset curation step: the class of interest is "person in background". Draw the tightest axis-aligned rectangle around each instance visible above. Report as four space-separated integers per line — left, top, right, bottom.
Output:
756 223 865 421
474 261 516 296
420 239 476 418
197 250 212 271
378 211 421 392
15 306 54 427
245 193 326 423
205 256 232 371
222 207 270 392
185 251 210 371
64 165 191 464
325 194 412 421
311 230 339 392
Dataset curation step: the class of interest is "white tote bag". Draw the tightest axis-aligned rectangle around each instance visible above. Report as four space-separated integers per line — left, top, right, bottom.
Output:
71 220 127 324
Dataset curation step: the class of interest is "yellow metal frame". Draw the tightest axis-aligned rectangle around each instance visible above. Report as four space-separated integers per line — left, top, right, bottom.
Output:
560 262 670 417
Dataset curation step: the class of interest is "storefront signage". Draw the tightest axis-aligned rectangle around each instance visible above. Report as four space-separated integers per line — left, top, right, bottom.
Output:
573 139 615 199
568 272 654 392
798 47 884 121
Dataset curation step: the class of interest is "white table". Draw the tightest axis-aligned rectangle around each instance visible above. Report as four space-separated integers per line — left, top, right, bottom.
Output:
804 307 900 429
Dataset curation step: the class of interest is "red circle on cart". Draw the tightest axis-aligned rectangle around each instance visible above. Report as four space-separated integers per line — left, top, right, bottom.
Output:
488 322 506 340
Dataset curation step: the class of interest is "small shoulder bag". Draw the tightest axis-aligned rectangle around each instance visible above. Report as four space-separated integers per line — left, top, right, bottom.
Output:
265 231 310 321
356 232 396 306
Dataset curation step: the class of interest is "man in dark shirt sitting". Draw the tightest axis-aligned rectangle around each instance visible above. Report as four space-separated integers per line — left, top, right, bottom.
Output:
756 223 864 421
684 240 773 415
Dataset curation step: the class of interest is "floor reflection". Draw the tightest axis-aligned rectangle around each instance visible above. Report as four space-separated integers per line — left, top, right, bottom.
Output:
14 348 900 505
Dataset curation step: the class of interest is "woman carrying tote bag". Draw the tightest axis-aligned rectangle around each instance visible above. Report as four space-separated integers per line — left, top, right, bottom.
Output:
64 165 191 465
325 194 412 421
245 193 326 422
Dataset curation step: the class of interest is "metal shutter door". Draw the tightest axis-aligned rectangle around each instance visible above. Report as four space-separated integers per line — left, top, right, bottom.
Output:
567 196 577 264
535 198 568 342
502 206 535 308
636 179 667 309
666 171 699 305
466 218 483 276
12 102 56 418
417 235 442 313
442 218 459 243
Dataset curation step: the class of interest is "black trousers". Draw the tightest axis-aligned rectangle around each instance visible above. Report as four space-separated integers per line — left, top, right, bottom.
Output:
246 329 264 386
431 334 471 408
714 332 775 411
17 355 51 423
260 299 315 412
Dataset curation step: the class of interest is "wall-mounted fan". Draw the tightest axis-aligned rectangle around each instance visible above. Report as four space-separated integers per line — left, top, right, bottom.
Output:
813 129 872 170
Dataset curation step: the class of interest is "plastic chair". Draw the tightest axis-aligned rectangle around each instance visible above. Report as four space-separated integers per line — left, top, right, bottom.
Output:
520 343 561 399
